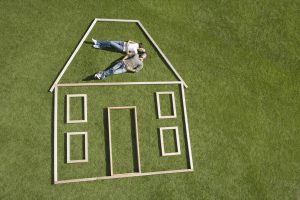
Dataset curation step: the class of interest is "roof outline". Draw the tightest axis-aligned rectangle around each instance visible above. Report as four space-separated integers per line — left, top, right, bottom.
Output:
49 18 188 93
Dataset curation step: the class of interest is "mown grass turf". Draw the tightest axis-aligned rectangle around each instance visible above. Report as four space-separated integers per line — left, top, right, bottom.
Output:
0 0 299 199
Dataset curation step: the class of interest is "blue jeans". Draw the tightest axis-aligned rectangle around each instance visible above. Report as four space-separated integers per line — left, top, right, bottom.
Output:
103 61 127 78
95 41 125 53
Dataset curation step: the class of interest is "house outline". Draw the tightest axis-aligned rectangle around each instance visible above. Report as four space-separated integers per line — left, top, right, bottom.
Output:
50 18 193 184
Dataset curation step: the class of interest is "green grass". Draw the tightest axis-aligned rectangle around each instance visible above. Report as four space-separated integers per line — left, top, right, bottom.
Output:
1 0 300 199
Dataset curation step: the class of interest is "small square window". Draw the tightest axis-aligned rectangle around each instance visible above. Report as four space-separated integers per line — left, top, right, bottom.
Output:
156 92 177 119
159 127 181 156
66 94 87 123
66 132 88 164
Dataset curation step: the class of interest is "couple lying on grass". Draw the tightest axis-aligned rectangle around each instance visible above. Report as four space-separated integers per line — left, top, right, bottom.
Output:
92 39 147 80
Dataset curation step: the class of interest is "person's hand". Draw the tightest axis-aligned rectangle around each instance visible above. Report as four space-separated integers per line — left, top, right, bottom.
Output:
126 66 135 72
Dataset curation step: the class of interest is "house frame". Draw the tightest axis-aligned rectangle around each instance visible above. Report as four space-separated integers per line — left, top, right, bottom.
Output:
51 18 193 184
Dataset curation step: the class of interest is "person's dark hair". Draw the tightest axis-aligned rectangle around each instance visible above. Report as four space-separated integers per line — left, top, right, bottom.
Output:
137 48 146 54
139 52 147 59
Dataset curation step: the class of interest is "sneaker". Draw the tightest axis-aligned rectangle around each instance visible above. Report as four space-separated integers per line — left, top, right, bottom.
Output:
94 72 102 80
100 74 106 80
93 44 100 49
92 38 97 45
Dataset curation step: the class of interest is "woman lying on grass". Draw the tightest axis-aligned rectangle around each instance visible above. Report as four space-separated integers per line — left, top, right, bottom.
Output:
92 39 146 56
94 52 147 80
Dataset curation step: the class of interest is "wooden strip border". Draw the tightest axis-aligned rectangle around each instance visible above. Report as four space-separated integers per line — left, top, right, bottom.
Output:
57 81 182 87
180 83 194 170
54 86 58 182
55 169 193 184
96 18 139 23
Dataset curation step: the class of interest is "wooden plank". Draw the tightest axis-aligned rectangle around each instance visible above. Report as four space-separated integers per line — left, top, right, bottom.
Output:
55 169 193 184
107 108 113 176
54 86 58 182
180 83 194 170
57 81 182 87
96 18 139 23
134 107 141 173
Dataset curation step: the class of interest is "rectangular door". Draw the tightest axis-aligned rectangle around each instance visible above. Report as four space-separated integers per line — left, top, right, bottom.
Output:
108 106 141 176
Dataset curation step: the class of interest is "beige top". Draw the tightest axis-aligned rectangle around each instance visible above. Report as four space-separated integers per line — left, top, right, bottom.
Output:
123 54 143 72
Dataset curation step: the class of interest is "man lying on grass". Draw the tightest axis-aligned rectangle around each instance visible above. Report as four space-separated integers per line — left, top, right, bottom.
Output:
94 52 147 80
92 39 145 56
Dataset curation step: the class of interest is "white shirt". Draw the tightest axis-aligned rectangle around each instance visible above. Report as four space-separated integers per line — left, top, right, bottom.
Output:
124 42 139 54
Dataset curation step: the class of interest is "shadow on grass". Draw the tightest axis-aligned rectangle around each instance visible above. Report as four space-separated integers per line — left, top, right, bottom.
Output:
103 108 111 176
130 109 140 173
82 56 125 81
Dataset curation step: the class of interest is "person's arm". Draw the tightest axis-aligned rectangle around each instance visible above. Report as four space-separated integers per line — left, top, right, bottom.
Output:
126 51 134 57
122 55 129 61
133 63 143 73
126 67 136 72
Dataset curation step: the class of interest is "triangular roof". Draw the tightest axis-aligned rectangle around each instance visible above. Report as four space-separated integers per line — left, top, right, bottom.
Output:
49 18 187 92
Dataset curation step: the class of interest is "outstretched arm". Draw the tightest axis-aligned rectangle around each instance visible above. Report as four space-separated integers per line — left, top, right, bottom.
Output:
122 55 129 61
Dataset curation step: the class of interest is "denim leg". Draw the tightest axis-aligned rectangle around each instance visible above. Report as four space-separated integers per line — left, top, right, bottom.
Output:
110 41 125 53
103 62 127 78
95 41 111 48
94 41 124 52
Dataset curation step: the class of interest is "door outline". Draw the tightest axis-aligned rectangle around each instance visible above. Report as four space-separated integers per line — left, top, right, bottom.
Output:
107 106 141 176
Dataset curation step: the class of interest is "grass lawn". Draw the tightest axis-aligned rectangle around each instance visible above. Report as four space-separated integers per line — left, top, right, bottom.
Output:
0 0 299 199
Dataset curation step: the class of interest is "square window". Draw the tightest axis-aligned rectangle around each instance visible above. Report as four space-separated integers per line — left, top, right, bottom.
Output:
66 132 88 163
66 94 87 123
156 92 177 119
159 127 181 156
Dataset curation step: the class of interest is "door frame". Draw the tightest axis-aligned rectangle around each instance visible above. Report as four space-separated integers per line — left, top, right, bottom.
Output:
107 106 141 176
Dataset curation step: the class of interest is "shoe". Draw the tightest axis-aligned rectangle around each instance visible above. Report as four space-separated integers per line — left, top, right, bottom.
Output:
100 74 105 80
92 38 97 44
94 72 102 80
93 44 100 49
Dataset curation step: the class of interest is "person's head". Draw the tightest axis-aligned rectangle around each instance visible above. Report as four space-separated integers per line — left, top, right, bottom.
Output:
139 52 147 60
137 48 146 54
